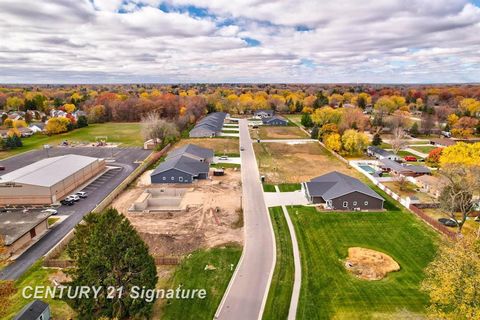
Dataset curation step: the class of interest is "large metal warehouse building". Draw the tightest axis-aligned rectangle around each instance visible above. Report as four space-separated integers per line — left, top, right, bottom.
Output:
0 154 106 205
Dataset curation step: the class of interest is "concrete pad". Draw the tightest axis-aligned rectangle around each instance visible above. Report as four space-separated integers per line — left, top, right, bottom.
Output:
263 190 309 207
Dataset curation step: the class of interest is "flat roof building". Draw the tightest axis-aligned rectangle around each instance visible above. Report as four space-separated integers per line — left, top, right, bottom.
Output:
0 154 106 205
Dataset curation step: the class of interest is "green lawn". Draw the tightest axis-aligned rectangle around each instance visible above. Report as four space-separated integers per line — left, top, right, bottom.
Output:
410 145 436 154
284 114 303 126
211 163 241 169
278 183 302 192
289 206 439 319
263 184 277 192
221 130 239 134
161 246 242 320
263 207 294 320
0 123 143 159
396 150 423 159
2 260 75 319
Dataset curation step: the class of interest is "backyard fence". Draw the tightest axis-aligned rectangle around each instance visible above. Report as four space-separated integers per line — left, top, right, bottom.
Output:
409 205 456 239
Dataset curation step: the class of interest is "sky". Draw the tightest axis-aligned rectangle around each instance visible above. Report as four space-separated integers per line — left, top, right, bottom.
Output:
1 0 480 84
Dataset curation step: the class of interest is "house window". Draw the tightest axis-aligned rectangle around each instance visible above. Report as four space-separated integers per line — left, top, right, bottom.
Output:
162 177 166 181
364 201 369 206
179 177 183 182
343 201 348 208
326 200 332 207
353 201 357 206
171 176 174 181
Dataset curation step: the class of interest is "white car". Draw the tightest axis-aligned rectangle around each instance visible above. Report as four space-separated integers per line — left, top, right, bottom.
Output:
42 208 58 215
76 191 88 198
67 194 80 202
219 155 229 160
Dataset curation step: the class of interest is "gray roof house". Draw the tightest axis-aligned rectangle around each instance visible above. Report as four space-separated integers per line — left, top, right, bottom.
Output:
151 144 213 184
262 115 288 126
379 158 431 177
254 109 274 118
189 112 227 138
367 146 401 161
14 300 51 320
303 171 384 210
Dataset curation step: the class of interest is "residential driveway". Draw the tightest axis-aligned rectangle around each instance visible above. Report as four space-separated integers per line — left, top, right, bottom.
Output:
213 156 241 165
0 147 150 280
220 132 240 137
404 147 428 158
215 119 275 320
264 190 309 207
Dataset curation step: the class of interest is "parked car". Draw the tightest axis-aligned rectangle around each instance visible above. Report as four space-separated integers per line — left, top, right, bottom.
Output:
76 191 88 198
0 166 5 171
240 147 245 151
438 218 458 227
60 199 75 206
219 155 229 160
42 208 58 215
404 155 417 162
67 194 80 202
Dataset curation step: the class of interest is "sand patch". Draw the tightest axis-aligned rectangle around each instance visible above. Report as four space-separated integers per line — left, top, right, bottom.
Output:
345 247 400 280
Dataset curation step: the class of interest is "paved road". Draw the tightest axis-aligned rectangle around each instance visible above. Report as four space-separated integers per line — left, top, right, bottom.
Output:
215 119 276 320
257 139 316 143
0 147 150 280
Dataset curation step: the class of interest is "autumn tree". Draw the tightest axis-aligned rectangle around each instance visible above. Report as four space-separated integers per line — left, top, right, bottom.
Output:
45 117 70 135
66 208 157 319
390 127 408 154
371 133 382 146
311 106 342 127
6 96 23 111
374 96 396 114
140 112 179 147
440 142 480 167
63 103 76 113
422 235 480 319
323 133 342 152
341 129 369 155
426 147 443 167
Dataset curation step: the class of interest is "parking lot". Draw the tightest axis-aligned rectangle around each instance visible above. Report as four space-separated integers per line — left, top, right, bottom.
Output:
0 146 151 280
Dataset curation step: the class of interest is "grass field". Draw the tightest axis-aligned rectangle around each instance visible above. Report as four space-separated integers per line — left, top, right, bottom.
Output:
410 145 436 154
0 122 143 159
2 260 75 319
175 138 239 156
396 150 424 158
284 114 303 126
263 184 277 192
289 206 439 319
263 207 294 320
251 126 308 140
160 246 242 320
254 142 363 184
278 183 302 192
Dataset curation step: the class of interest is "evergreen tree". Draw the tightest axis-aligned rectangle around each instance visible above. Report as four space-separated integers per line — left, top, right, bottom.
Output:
12 135 22 147
410 122 419 136
371 133 382 146
301 113 313 128
66 208 158 319
313 92 328 109
310 125 319 139
77 115 88 128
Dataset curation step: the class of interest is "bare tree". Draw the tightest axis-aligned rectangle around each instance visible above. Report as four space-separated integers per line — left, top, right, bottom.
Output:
141 112 179 147
391 127 408 154
393 174 409 192
439 165 480 234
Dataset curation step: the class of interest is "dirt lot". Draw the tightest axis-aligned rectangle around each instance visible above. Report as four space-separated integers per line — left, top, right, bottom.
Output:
345 247 400 280
174 138 239 155
254 142 363 184
111 168 243 257
250 126 308 140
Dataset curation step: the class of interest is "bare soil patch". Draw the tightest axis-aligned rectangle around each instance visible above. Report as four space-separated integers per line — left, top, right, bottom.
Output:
254 142 363 184
345 247 400 280
175 138 239 155
111 168 243 257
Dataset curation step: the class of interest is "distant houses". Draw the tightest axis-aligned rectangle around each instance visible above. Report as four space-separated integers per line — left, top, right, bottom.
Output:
303 171 384 210
150 144 214 184
367 146 401 161
254 109 274 118
262 115 288 126
189 112 227 138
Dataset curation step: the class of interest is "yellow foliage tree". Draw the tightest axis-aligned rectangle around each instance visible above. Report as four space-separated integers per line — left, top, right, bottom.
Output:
311 106 342 126
341 129 369 155
45 117 70 135
3 118 13 128
323 133 342 152
447 114 459 126
63 103 76 113
439 142 480 167
374 96 396 114
328 94 344 106
459 98 480 116
12 119 27 129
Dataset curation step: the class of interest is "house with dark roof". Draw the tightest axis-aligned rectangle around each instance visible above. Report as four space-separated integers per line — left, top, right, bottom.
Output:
189 112 227 137
13 300 50 320
367 146 401 161
303 171 384 210
254 109 274 118
379 158 431 177
150 144 213 184
262 115 288 126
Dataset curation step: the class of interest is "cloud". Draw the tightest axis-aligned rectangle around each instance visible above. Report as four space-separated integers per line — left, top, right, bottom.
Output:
0 0 479 83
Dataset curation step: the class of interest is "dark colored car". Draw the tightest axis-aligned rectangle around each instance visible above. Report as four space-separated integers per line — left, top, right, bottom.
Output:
60 199 75 206
438 218 458 227
0 166 5 171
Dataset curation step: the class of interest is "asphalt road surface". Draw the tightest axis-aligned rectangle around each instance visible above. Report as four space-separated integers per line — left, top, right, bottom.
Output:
0 147 150 280
215 119 275 320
